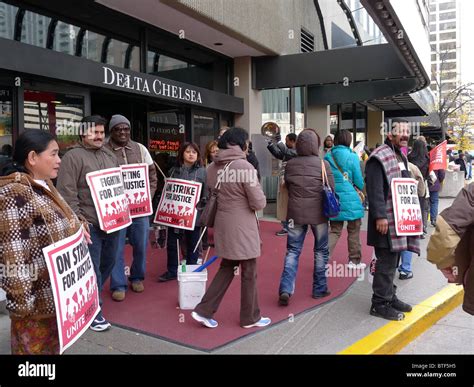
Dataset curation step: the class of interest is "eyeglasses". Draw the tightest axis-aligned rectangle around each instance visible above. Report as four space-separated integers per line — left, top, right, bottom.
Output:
113 126 130 133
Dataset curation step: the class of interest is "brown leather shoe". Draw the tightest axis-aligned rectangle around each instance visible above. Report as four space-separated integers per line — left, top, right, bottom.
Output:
131 281 144 293
112 290 125 302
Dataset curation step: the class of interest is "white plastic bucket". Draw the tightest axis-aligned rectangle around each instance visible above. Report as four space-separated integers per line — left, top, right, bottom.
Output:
177 265 207 310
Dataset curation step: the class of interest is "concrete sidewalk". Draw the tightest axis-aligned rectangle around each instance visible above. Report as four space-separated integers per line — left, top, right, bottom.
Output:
0 198 464 354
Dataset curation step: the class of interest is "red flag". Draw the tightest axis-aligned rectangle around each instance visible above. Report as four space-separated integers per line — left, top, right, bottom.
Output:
429 141 447 172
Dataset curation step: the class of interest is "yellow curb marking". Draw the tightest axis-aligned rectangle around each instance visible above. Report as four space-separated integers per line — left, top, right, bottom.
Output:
338 284 464 354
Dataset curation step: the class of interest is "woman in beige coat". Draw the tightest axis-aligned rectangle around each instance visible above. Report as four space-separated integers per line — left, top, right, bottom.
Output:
192 127 271 329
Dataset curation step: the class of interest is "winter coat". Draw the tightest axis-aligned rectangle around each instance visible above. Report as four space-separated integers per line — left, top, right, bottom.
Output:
427 184 474 315
246 150 261 181
106 139 158 198
324 145 364 221
267 142 297 221
429 169 446 192
285 129 335 226
365 140 420 254
408 162 425 198
207 145 266 260
56 142 119 227
408 154 430 180
267 142 297 162
0 173 81 319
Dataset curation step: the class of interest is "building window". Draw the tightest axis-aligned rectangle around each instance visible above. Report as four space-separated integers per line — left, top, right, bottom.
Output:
147 51 188 73
439 2 456 11
20 10 51 48
294 87 305 132
439 11 456 21
127 45 140 72
192 110 218 158
439 31 456 41
106 39 130 67
162 55 187 73
0 87 13 167
81 30 106 63
52 21 81 55
441 62 457 71
330 104 339 134
439 21 456 30
23 90 84 154
441 51 456 60
0 2 18 40
148 109 185 158
440 42 456 51
262 88 291 137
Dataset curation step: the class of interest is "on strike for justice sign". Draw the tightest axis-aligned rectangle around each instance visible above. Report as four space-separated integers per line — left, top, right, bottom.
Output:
121 163 152 218
391 178 423 236
153 178 202 230
86 167 132 233
43 227 99 354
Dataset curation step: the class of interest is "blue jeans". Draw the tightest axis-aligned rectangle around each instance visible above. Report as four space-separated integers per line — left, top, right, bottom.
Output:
281 220 289 232
110 216 149 292
429 191 439 224
398 250 412 274
279 223 329 296
166 227 201 276
88 224 121 305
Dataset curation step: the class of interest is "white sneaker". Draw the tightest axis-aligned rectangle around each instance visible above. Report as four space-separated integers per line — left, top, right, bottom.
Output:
347 261 367 270
89 313 111 332
242 317 271 329
191 311 218 328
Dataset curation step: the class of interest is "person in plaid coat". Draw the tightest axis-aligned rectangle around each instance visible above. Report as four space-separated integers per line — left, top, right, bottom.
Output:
0 130 86 354
365 122 420 321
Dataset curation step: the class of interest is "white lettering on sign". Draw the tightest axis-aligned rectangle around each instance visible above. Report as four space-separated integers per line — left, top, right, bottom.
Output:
103 66 202 104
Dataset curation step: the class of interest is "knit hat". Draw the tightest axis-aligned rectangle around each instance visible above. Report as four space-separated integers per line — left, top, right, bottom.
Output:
109 114 130 131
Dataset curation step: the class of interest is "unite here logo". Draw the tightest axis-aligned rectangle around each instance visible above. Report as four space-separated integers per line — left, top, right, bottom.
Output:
18 361 56 381
432 146 444 164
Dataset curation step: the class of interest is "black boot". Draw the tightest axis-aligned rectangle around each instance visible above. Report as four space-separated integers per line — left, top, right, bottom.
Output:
370 302 405 321
391 298 412 312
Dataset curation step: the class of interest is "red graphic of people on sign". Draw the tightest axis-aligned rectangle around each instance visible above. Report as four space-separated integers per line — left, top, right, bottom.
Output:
399 208 422 223
125 192 148 205
101 199 130 228
160 201 193 216
63 275 98 324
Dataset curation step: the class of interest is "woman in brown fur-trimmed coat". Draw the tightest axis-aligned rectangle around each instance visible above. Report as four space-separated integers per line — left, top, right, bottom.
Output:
0 130 88 354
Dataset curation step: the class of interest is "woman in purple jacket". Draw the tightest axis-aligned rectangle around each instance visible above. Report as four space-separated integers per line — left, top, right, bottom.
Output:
428 168 446 226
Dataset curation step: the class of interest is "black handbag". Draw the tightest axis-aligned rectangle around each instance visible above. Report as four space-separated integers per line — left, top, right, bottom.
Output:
199 161 233 227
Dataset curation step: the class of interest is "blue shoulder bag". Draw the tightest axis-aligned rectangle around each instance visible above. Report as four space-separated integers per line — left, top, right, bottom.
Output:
321 159 340 218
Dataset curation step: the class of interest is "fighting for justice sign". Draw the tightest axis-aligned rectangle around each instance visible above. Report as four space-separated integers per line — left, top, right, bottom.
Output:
391 178 423 236
86 168 132 233
121 163 153 218
154 178 202 230
43 227 99 354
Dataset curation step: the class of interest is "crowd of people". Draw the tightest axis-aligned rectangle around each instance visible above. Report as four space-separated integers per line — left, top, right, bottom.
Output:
0 116 472 354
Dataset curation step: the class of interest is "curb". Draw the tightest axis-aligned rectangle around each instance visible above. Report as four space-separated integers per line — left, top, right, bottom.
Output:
338 284 464 354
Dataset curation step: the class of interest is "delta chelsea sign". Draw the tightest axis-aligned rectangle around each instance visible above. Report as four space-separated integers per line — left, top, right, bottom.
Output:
102 66 203 104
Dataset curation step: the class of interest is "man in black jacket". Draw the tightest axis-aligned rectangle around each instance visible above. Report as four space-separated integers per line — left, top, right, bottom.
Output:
365 123 419 321
267 133 297 236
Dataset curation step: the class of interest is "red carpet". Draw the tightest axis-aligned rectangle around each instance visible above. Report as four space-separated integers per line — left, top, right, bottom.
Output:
101 221 373 351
